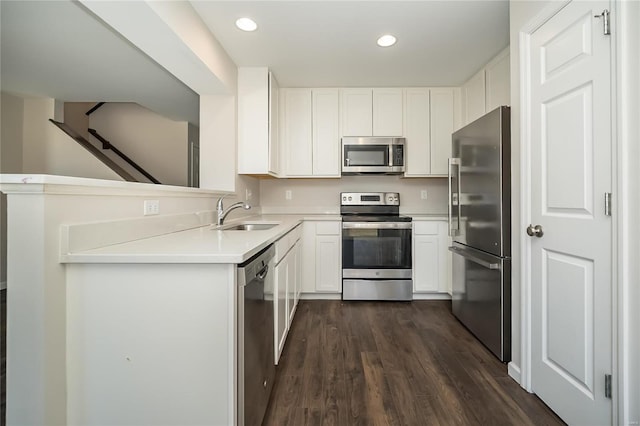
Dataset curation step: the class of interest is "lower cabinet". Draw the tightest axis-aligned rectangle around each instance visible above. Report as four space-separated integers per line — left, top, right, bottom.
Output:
412 220 452 294
273 225 302 364
302 221 342 294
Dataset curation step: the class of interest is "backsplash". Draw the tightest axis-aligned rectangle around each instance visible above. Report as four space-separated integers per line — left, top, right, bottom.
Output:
259 176 448 215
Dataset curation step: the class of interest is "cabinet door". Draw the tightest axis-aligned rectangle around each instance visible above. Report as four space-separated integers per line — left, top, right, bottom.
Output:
413 235 440 293
404 88 431 176
282 89 313 176
312 89 340 176
238 67 269 174
288 243 298 323
315 235 342 292
485 49 510 112
275 255 289 363
438 222 453 294
301 222 317 293
373 88 403 136
268 72 280 175
430 88 455 175
463 69 486 125
341 89 372 136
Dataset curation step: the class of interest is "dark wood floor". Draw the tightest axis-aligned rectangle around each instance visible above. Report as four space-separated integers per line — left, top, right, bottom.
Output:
263 300 564 426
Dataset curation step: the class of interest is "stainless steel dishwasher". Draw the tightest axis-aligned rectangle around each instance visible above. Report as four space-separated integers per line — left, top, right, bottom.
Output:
237 245 275 426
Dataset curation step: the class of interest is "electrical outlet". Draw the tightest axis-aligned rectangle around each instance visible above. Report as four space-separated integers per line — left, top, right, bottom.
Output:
143 200 160 216
285 190 292 200
421 190 428 200
245 188 253 201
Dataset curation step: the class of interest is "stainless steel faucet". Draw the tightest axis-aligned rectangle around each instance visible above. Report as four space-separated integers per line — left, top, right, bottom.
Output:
216 195 251 226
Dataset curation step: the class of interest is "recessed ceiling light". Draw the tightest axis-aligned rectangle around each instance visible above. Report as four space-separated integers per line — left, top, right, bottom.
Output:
236 17 257 32
377 34 397 47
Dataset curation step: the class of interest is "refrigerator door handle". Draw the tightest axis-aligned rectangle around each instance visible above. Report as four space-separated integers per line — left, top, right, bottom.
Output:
449 246 501 270
448 158 461 236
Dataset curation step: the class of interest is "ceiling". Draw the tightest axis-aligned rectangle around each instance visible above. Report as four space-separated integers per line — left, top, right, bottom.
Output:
191 0 510 87
1 1 510 128
0 1 199 125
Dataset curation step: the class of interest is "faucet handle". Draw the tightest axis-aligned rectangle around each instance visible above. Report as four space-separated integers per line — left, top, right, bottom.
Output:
216 194 229 210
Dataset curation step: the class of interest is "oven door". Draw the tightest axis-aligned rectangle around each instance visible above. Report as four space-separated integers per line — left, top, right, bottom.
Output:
342 222 412 278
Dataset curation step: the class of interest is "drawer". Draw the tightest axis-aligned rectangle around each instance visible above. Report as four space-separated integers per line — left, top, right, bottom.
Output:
413 221 439 235
274 224 302 264
316 221 341 236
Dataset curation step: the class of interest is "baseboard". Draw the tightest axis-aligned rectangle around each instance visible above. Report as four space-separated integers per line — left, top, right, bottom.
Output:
508 362 522 384
412 293 452 300
1 281 6 291
299 293 342 300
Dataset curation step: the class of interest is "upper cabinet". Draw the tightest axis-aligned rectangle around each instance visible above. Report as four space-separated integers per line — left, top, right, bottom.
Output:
280 88 341 178
312 89 341 177
403 88 457 176
460 47 510 128
281 88 313 176
341 88 403 137
373 89 404 136
485 48 511 112
237 67 280 176
462 70 486 125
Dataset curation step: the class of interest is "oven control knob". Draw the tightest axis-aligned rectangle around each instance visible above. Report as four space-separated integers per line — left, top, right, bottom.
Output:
342 196 346 201
348 196 352 201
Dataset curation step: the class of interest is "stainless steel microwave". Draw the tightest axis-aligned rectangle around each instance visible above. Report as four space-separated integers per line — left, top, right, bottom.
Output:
341 137 405 175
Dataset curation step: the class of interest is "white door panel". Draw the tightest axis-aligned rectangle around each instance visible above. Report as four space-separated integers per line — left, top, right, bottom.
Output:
529 1 612 425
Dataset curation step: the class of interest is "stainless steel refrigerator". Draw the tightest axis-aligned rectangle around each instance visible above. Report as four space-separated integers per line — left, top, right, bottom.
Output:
448 106 511 362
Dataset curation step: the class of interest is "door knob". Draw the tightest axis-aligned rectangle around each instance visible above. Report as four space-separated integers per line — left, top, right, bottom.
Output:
526 224 544 238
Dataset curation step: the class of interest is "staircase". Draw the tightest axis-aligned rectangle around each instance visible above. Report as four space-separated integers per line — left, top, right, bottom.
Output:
49 102 161 184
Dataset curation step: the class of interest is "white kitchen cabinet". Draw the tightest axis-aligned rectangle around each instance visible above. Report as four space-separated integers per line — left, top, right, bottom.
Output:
412 220 451 294
281 88 313 176
238 67 280 176
430 88 456 175
273 225 302 363
404 88 431 176
485 48 510 112
301 221 342 294
341 88 372 136
288 242 300 323
269 73 280 174
404 88 456 176
274 249 289 361
462 69 486 126
341 88 403 137
373 88 404 136
279 88 340 178
312 89 341 177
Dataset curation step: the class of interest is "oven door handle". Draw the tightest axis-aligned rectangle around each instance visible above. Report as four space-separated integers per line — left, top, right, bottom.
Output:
342 222 412 230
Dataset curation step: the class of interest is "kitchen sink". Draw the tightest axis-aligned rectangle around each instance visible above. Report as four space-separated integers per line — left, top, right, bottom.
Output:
219 223 279 231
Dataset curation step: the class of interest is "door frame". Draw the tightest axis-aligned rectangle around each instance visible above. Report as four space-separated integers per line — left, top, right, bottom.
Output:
517 1 635 424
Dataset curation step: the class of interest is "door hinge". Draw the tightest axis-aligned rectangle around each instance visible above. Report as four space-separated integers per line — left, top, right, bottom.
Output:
594 9 611 35
605 192 612 216
605 374 612 399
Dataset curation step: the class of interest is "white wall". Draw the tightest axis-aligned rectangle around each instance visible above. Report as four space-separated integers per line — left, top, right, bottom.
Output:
1 92 25 287
19 97 122 181
260 176 447 215
89 102 189 186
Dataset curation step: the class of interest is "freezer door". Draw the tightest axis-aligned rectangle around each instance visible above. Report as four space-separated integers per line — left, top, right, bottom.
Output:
450 243 511 362
451 106 510 257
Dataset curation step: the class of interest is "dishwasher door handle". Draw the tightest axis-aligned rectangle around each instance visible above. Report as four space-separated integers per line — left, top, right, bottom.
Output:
256 264 269 281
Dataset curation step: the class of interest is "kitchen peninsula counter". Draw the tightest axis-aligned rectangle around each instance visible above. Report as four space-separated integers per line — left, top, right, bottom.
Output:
60 214 341 264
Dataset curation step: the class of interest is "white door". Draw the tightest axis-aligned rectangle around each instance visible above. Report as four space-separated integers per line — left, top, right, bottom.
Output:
528 1 612 424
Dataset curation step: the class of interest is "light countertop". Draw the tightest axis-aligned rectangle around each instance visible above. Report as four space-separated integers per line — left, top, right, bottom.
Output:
61 214 341 264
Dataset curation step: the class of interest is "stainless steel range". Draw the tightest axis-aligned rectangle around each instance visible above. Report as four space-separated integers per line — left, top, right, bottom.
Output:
341 192 412 301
